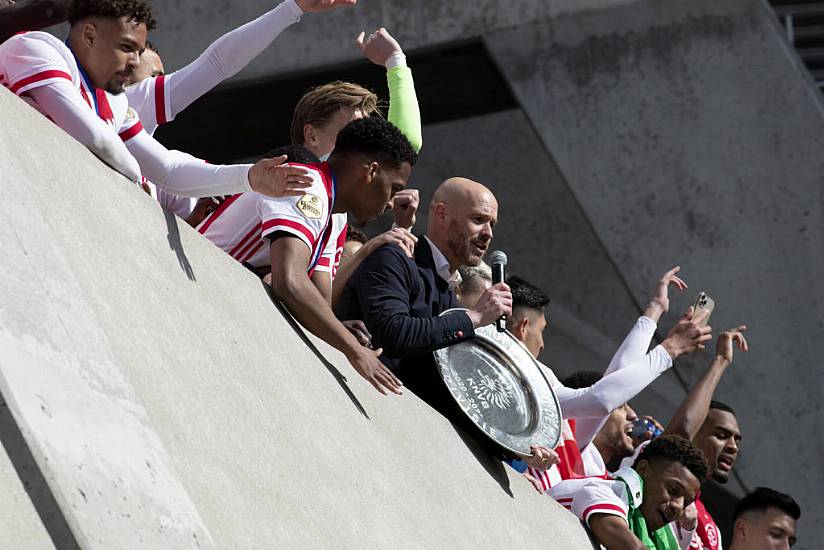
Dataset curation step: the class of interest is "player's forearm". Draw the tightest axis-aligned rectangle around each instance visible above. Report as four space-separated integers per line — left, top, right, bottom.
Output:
665 356 729 440
603 315 657 375
311 271 333 305
0 0 70 43
557 346 672 419
168 0 302 116
28 83 141 182
272 267 363 359
125 131 251 197
387 63 423 152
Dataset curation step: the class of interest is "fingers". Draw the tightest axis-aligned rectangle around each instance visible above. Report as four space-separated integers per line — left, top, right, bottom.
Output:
692 307 710 324
682 306 695 320
376 365 403 395
355 31 366 49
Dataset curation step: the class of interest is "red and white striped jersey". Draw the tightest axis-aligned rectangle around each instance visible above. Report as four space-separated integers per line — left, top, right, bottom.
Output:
0 32 129 132
197 162 336 272
125 74 174 136
314 214 347 279
689 496 723 550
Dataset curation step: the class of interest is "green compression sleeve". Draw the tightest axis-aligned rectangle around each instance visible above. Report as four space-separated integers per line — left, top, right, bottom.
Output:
387 65 423 153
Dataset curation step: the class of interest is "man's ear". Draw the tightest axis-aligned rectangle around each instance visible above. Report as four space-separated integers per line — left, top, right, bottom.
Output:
367 161 380 183
732 517 748 542
81 22 98 48
302 123 316 148
511 316 529 339
634 458 649 477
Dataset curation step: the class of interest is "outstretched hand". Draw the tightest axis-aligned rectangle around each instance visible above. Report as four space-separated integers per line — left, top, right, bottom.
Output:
296 0 357 13
347 347 403 396
716 325 748 363
356 27 403 67
661 306 713 359
644 266 687 321
248 155 314 198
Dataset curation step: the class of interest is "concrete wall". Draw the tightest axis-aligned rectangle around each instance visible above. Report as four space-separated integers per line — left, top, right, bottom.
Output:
484 0 823 542
147 0 641 84
0 88 594 548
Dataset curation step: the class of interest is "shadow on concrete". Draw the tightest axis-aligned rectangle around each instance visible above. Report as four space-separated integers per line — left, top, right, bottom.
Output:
0 397 81 550
164 210 196 282
451 424 514 497
265 285 370 420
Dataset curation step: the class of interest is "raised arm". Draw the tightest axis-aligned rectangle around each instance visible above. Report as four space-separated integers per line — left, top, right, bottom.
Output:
553 307 712 420
269 235 402 396
666 326 748 440
28 81 141 182
356 28 422 152
162 0 355 120
0 0 70 43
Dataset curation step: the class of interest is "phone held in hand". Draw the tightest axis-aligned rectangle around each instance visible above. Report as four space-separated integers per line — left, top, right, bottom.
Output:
692 291 715 327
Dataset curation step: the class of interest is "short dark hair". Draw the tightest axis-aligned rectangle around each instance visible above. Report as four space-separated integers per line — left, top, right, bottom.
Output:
734 487 801 522
710 400 736 416
562 370 603 389
345 225 368 245
262 145 320 165
636 434 708 482
70 0 157 30
507 276 551 313
332 117 417 169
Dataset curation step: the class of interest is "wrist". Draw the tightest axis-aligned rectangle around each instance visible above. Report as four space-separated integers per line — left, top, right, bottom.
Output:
713 355 732 367
643 301 666 321
661 338 682 360
466 310 483 328
385 51 407 70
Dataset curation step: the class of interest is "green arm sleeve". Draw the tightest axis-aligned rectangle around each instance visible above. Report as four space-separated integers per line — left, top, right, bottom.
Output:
387 65 423 153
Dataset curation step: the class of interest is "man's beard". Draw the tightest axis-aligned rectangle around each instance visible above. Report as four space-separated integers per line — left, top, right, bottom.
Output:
445 229 485 267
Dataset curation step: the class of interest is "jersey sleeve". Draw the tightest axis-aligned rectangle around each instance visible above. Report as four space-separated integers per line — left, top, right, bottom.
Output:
571 479 629 527
0 33 73 96
124 75 167 135
259 166 328 251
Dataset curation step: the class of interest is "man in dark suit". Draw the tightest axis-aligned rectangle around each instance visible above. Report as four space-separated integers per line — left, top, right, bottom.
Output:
337 177 558 469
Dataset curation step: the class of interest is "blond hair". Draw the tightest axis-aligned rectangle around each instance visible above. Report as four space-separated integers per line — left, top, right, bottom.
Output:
290 81 382 145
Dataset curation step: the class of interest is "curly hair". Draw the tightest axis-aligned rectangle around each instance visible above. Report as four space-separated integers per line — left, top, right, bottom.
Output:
734 487 801 521
636 434 709 482
262 144 320 165
70 0 157 30
332 117 416 168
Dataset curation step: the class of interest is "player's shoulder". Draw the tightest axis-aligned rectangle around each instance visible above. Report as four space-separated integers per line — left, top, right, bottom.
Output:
1 31 68 56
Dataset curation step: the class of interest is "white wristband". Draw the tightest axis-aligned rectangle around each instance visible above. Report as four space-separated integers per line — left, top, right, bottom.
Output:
386 52 407 70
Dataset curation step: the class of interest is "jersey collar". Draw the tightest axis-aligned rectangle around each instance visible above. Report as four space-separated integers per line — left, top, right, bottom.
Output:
615 467 645 507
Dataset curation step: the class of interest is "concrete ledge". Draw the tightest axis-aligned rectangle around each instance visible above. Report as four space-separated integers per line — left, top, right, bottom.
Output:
0 87 593 548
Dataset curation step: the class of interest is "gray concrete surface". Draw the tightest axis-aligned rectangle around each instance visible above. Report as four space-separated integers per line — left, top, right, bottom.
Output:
484 0 824 543
142 0 641 84
0 432 55 549
0 88 594 548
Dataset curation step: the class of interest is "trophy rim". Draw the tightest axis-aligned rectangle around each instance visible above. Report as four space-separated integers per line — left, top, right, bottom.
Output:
434 309 563 457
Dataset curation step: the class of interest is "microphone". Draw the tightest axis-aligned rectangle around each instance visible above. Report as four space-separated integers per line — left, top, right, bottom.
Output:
488 250 508 332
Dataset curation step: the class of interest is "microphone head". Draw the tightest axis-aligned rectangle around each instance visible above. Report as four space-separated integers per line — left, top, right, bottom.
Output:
488 250 508 267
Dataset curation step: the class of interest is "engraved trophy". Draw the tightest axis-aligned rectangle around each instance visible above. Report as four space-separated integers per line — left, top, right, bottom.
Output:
433 309 563 457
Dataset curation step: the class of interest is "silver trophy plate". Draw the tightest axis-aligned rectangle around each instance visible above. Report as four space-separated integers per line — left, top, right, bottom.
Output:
433 310 563 457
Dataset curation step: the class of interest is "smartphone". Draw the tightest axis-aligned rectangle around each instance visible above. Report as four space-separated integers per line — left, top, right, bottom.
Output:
692 291 715 327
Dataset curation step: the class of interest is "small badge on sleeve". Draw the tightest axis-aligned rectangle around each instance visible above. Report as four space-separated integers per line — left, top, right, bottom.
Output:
124 107 137 123
296 193 322 219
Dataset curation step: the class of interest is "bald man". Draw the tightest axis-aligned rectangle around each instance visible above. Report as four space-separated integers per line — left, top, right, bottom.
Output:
336 178 557 467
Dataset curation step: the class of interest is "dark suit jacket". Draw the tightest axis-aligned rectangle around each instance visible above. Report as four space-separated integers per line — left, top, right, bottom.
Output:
336 236 475 377
337 238 512 459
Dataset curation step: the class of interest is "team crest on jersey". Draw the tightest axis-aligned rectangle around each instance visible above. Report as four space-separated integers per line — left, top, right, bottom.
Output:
296 193 322 219
124 107 137 123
